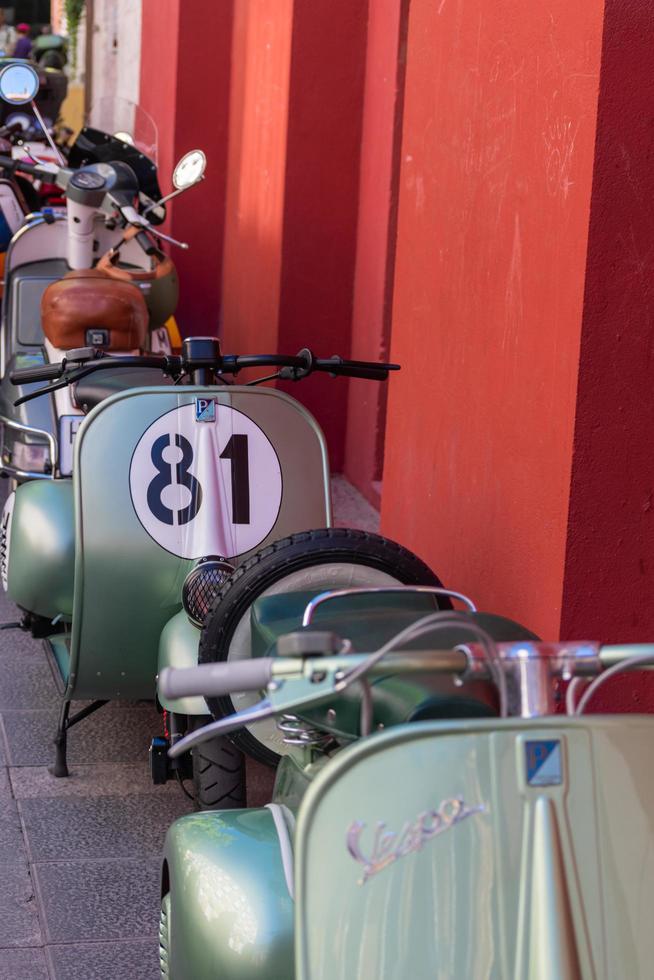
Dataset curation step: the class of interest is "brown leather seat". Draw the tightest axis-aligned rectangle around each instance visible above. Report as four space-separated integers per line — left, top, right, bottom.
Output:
40 268 149 352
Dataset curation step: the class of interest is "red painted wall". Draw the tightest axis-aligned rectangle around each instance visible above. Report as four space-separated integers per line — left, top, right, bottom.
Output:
220 0 293 356
139 0 233 335
381 0 604 638
275 0 368 470
562 0 654 644
559 0 654 708
343 0 409 507
219 0 368 470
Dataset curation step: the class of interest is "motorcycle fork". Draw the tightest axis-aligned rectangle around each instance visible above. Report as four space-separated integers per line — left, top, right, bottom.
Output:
52 698 109 777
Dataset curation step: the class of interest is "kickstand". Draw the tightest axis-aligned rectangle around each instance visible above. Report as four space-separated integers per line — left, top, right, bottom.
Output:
0 622 22 631
51 699 109 778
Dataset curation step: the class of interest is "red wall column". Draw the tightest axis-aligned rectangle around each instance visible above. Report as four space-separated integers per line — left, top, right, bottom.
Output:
220 0 368 470
139 0 233 335
381 0 605 638
343 0 409 508
220 0 293 355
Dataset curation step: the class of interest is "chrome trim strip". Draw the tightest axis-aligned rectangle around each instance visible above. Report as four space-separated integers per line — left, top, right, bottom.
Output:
0 414 57 472
265 803 296 900
0 465 51 480
302 586 477 626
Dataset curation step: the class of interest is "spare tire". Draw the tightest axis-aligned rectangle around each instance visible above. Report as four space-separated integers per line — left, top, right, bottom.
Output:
199 528 448 766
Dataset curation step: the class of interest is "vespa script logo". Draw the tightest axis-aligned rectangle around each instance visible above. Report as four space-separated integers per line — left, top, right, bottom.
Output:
346 797 486 885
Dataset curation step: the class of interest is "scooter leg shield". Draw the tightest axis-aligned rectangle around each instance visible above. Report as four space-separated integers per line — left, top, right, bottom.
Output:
162 807 294 980
4 479 74 620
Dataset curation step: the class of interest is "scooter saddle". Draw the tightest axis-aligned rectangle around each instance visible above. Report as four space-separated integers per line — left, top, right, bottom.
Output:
72 366 173 414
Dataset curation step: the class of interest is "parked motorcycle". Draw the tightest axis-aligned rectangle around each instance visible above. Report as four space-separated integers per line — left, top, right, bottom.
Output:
0 62 192 483
158 588 654 979
2 339 446 805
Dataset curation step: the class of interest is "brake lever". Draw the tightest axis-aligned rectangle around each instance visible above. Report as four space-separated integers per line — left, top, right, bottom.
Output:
13 364 92 407
168 699 275 758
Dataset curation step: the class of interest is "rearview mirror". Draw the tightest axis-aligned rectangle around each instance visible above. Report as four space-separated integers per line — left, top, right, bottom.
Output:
173 149 206 190
0 63 39 105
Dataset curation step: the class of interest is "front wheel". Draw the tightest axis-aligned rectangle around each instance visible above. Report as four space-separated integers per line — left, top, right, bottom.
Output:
188 717 245 811
199 528 447 766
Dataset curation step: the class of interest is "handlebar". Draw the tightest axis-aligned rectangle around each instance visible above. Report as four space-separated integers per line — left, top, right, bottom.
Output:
10 363 64 384
0 152 56 181
158 640 654 702
11 344 400 406
159 660 275 700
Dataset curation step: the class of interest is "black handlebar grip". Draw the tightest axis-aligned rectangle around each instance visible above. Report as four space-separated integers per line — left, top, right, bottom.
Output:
10 363 63 385
158 659 275 700
0 154 44 178
321 364 389 381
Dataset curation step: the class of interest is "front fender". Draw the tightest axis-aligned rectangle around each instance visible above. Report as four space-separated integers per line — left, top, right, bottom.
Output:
163 808 294 980
157 609 207 716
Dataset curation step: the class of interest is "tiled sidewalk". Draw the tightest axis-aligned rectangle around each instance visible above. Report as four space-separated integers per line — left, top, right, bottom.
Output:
0 587 193 979
0 476 379 979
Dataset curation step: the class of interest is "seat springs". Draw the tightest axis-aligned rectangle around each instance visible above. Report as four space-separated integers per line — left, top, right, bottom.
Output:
277 714 332 748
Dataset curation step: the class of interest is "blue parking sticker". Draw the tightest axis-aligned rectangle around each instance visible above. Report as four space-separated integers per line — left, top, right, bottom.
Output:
525 740 562 786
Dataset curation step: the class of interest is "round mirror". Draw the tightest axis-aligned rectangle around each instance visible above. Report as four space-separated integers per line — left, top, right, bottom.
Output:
173 149 206 190
0 63 39 105
113 131 134 146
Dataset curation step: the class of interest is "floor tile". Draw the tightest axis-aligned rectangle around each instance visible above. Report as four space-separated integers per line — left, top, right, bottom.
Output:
2 703 162 767
48 939 159 980
0 657 58 710
0 628 47 659
331 474 380 531
21 794 192 862
0 766 13 799
0 947 49 979
0 863 42 948
0 799 27 865
10 762 184 800
34 859 160 943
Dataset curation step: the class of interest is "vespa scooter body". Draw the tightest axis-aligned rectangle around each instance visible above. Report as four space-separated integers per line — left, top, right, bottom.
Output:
162 714 654 979
0 215 161 481
5 383 330 700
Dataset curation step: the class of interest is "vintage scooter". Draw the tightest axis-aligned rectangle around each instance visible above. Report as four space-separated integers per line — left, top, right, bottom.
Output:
2 340 446 806
158 588 654 979
0 61 196 483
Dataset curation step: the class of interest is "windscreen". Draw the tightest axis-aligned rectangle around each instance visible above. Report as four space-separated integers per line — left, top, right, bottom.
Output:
87 98 158 166
68 99 163 212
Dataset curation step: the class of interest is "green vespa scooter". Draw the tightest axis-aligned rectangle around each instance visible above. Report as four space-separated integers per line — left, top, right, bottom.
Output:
158 587 654 979
0 61 200 485
3 340 446 806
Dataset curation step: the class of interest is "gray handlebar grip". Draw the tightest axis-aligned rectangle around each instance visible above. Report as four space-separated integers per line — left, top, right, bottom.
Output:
158 659 274 700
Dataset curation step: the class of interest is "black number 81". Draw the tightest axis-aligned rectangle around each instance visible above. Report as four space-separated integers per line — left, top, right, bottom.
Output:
147 433 203 526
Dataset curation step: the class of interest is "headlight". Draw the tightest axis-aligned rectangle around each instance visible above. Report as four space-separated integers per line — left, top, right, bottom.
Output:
182 556 235 626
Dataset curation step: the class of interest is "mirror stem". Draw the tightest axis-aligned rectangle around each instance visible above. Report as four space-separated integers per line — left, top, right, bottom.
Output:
142 175 204 218
30 100 66 167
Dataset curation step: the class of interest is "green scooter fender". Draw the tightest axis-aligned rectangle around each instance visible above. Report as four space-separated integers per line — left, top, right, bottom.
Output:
158 609 208 717
6 478 74 619
162 806 294 980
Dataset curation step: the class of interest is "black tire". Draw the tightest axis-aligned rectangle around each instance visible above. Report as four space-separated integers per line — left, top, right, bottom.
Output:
199 528 447 766
159 893 171 978
189 717 245 810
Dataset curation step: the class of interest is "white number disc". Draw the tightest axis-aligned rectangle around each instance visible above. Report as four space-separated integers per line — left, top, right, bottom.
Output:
129 403 282 559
